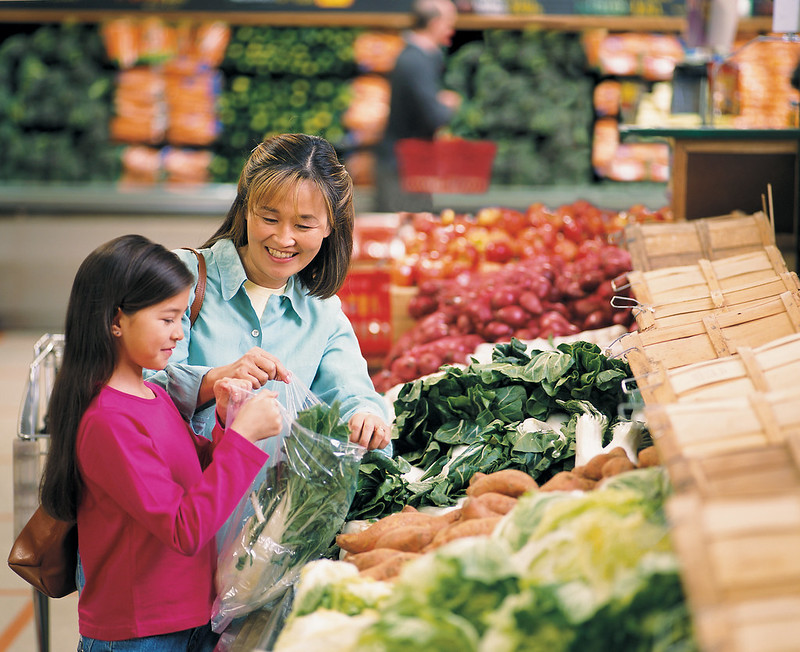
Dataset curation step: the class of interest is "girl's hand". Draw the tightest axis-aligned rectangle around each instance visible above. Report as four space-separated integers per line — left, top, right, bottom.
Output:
348 412 391 450
200 347 291 406
213 378 253 426
230 389 283 444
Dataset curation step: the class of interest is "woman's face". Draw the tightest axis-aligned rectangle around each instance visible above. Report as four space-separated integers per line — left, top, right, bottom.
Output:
241 180 331 289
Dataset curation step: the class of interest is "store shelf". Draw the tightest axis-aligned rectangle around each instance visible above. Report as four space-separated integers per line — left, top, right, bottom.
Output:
0 10 774 34
0 182 669 217
457 13 773 33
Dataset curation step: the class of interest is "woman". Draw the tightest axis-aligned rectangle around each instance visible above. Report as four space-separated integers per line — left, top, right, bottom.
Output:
147 134 391 451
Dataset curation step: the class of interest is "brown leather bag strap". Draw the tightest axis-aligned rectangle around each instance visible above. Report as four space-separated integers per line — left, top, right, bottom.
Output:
181 248 206 327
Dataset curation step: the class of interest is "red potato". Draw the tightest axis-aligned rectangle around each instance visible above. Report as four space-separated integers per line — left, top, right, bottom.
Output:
518 291 544 315
495 305 530 328
482 321 514 341
489 285 521 310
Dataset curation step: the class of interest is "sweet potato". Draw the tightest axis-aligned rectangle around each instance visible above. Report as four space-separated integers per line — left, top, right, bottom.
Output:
582 452 613 481
335 512 434 554
344 548 406 571
359 552 419 581
637 446 660 468
461 496 501 521
373 524 435 552
429 508 462 531
601 456 635 478
572 464 588 478
540 471 596 492
469 472 486 486
462 491 518 520
426 516 502 551
465 469 537 498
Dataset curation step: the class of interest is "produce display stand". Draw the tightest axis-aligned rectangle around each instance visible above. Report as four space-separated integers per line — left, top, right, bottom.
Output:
634 332 800 405
13 333 65 652
625 245 798 330
623 288 800 376
621 211 776 272
615 211 800 651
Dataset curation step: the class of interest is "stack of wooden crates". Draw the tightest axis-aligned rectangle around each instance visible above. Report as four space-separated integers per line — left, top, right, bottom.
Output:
617 211 800 652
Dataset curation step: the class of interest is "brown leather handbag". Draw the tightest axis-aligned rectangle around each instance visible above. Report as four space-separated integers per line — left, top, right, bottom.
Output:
8 505 78 598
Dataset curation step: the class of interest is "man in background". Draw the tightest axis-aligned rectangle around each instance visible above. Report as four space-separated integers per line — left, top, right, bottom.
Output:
374 0 462 213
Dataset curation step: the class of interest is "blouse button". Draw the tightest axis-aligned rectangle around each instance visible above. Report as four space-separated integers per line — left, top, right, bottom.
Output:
251 329 259 337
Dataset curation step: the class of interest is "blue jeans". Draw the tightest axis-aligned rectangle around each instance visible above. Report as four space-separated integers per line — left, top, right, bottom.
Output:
77 624 219 652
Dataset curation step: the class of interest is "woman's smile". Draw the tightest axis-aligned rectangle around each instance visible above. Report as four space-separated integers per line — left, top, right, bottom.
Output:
266 246 297 260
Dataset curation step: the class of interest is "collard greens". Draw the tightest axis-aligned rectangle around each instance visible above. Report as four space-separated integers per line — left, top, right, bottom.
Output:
350 339 631 516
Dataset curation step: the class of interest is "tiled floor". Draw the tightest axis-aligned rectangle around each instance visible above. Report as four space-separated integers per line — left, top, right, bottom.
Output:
0 331 79 652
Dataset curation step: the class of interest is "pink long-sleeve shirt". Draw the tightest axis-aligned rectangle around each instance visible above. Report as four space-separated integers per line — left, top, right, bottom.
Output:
76 382 268 641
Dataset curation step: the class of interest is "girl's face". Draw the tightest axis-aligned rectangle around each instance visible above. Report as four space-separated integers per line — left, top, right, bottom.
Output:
115 288 190 372
241 180 331 289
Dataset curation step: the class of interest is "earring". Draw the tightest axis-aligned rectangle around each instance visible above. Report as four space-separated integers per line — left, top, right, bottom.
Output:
112 326 121 336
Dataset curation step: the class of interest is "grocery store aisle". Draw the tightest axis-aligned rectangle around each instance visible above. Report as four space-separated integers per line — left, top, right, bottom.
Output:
0 330 79 652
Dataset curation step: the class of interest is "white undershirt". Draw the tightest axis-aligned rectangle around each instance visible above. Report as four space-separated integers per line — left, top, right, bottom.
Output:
244 280 285 318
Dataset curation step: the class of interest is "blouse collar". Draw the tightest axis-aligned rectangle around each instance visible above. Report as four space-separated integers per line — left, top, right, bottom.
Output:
211 239 312 321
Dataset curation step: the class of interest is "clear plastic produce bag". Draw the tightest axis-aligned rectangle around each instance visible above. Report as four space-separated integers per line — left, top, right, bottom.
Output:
211 378 365 634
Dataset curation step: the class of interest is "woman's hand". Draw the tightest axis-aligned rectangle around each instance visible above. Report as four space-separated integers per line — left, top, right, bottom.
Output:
348 412 391 450
214 378 282 444
199 347 291 406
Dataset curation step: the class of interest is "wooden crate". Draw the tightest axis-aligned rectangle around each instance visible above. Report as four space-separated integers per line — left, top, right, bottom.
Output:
645 388 800 462
635 332 800 405
623 211 774 271
667 490 800 652
626 246 798 330
622 290 800 378
658 439 800 497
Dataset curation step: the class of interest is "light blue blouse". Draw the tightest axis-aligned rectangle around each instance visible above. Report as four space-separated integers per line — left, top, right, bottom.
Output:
145 239 391 443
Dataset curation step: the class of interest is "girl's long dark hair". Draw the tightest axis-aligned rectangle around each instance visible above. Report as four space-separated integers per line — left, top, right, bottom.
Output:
40 235 193 522
203 133 354 299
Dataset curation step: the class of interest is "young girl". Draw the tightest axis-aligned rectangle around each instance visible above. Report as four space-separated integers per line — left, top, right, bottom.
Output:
39 234 283 651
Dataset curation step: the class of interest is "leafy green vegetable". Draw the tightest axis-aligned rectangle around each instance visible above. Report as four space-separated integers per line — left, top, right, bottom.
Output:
213 401 364 630
384 538 519 636
346 451 412 521
356 610 480 652
382 340 630 510
280 467 695 652
292 560 392 618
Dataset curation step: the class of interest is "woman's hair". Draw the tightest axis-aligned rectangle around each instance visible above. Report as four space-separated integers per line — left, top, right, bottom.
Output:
203 133 354 299
40 234 193 522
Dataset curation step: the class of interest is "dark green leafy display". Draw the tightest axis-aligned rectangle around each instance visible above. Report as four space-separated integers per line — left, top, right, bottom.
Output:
347 339 631 519
0 23 120 181
347 451 412 521
445 30 595 185
211 25 358 182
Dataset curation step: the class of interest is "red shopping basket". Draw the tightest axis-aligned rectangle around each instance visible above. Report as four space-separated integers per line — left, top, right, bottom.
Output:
395 138 496 194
